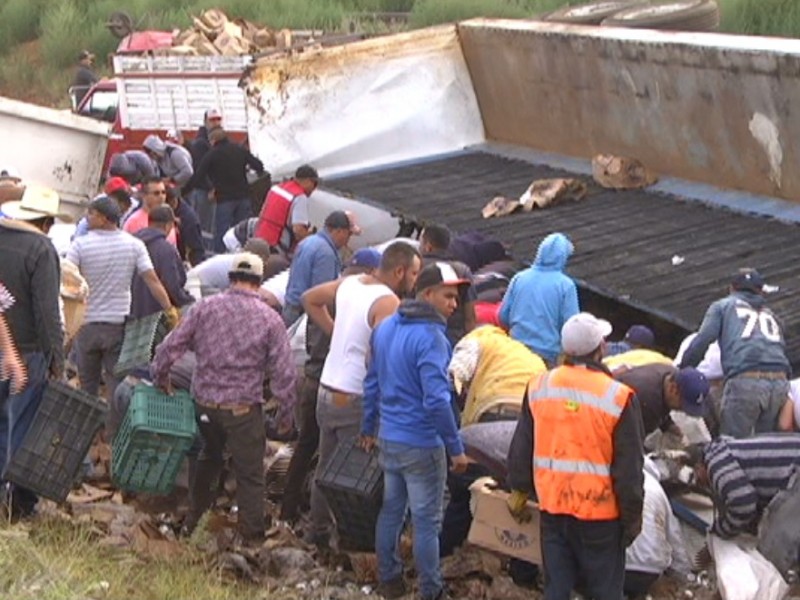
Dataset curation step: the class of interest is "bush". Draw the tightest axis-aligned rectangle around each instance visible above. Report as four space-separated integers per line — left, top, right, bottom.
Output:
0 0 48 54
719 0 800 37
39 2 87 69
410 0 563 28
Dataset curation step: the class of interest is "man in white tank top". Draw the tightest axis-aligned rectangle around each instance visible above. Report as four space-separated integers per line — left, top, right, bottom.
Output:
302 241 422 547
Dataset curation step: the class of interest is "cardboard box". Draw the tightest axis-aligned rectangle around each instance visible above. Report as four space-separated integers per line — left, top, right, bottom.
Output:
467 478 542 564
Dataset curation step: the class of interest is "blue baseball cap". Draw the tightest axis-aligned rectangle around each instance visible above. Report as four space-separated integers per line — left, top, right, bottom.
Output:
623 325 655 348
731 268 765 293
349 248 381 269
676 367 710 417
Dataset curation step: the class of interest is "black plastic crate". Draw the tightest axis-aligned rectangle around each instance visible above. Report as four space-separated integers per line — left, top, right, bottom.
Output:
5 381 107 503
114 312 168 377
316 436 383 551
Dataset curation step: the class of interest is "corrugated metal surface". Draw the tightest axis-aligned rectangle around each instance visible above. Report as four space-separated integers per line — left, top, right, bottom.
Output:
114 55 250 132
329 151 800 368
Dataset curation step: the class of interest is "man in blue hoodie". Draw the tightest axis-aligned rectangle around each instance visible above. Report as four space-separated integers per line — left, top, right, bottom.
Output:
498 232 579 365
361 262 470 600
679 269 790 438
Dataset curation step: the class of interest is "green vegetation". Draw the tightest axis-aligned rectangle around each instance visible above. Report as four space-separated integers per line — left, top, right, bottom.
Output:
719 0 800 38
0 0 798 106
0 518 271 600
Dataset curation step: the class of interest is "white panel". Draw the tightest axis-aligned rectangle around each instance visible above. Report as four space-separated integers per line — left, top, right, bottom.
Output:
243 25 485 177
115 55 250 132
0 96 109 210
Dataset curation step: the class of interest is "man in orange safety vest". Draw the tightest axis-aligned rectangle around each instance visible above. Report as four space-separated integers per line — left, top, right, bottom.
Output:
506 312 644 600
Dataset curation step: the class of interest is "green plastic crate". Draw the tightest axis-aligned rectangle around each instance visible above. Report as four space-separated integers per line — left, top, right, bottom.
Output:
112 384 197 495
114 312 168 377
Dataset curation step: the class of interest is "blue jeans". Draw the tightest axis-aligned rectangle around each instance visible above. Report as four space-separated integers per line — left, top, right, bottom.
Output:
214 198 252 254
0 352 48 512
376 440 446 599
720 375 789 438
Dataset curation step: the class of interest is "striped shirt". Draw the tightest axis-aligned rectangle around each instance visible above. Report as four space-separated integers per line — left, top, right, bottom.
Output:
66 229 153 324
705 434 800 538
0 282 13 313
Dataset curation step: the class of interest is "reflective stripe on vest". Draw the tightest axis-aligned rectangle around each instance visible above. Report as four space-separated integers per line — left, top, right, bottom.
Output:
532 379 623 419
533 457 611 477
529 367 629 520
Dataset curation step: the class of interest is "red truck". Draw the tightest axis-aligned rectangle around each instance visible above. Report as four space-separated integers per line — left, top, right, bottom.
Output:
72 37 251 173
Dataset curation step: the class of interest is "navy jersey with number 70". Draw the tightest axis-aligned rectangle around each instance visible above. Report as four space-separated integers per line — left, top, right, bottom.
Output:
680 292 790 378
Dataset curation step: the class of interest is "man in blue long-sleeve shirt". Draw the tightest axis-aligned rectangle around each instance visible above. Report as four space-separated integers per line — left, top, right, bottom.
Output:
361 262 469 600
282 210 359 326
679 269 790 438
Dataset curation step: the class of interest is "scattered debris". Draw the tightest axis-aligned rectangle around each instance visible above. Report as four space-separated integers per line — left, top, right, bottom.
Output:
481 178 587 219
519 178 587 211
672 254 685 266
709 535 789 600
168 9 318 56
481 195 519 219
592 154 658 189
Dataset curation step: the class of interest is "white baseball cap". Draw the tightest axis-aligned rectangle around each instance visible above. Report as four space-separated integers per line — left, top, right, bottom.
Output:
561 312 613 356
229 252 264 279
0 166 21 181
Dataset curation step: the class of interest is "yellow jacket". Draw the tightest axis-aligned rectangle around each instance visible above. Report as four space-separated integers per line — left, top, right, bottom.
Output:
603 348 673 372
451 326 546 426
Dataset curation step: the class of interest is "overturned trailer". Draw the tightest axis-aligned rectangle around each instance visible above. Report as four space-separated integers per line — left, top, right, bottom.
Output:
242 20 800 366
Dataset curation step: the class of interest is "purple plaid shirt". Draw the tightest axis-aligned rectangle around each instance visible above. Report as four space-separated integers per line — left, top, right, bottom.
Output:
151 287 297 411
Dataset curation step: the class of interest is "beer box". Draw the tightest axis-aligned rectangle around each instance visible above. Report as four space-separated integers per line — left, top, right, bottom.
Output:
467 477 542 564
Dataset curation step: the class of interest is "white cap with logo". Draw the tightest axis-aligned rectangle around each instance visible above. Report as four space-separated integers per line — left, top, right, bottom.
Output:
561 312 613 356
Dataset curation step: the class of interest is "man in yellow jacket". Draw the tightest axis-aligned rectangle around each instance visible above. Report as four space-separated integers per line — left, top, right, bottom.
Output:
507 312 644 600
603 325 673 372
448 325 547 426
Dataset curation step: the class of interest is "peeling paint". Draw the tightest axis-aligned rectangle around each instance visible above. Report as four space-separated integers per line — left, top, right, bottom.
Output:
748 112 783 189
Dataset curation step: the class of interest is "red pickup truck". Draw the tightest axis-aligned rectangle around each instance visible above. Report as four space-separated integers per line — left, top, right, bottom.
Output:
72 34 250 172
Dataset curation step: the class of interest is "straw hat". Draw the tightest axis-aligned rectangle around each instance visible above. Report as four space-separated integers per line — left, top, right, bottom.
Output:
2 184 67 221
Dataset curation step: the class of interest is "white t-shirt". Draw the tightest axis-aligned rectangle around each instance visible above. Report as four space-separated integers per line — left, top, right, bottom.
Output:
261 268 289 308
626 459 692 575
789 379 800 427
279 194 310 252
674 333 723 380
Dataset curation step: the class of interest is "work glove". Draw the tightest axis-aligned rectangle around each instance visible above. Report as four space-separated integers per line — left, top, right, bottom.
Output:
506 489 533 524
164 306 181 330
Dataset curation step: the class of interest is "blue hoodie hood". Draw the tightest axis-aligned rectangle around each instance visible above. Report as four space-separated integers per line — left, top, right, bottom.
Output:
533 232 573 271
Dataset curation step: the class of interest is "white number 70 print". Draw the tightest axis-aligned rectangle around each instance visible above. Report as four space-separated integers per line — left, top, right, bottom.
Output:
736 307 781 342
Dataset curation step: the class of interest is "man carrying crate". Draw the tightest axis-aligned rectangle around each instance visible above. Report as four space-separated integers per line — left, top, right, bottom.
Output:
151 252 297 545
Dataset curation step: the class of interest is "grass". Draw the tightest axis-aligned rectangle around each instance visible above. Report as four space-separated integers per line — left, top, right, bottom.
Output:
720 0 800 38
0 517 273 600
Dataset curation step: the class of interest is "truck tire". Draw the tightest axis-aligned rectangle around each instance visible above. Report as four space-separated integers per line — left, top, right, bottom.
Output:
544 1 650 25
106 11 134 39
601 0 720 31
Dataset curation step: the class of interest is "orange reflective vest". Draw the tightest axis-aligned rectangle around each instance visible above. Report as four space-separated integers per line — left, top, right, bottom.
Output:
254 180 305 247
528 365 634 520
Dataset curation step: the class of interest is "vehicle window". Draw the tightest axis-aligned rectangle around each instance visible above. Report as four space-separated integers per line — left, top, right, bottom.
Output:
81 89 118 123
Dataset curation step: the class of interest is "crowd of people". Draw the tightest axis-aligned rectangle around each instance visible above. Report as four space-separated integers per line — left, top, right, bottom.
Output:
1 107 800 600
